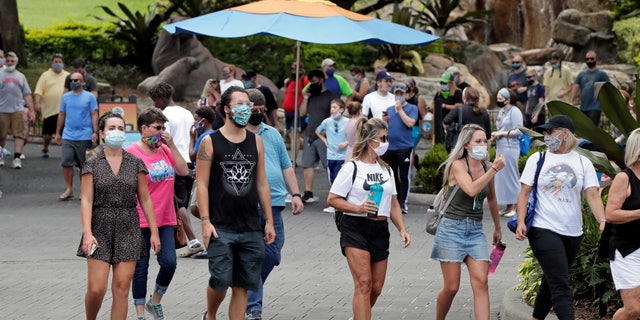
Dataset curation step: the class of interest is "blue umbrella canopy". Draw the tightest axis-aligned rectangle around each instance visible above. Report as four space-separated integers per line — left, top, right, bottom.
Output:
163 0 438 45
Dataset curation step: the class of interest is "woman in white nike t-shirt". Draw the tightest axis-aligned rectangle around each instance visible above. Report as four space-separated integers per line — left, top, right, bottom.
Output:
515 115 605 320
328 117 410 320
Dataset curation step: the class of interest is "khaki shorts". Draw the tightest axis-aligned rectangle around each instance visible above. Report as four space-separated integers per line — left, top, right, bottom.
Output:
0 112 25 140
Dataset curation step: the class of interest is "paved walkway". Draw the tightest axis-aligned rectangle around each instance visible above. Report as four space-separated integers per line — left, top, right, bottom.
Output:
0 141 533 319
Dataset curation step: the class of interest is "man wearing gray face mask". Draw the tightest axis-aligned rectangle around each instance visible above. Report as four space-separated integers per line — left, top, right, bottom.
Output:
35 53 70 158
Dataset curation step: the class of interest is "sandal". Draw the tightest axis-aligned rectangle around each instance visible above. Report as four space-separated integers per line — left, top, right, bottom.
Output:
59 192 74 201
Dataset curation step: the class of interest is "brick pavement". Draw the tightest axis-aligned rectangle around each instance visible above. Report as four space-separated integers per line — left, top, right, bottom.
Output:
0 142 533 319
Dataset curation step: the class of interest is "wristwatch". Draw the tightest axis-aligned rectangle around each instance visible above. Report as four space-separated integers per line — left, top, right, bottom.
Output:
291 193 302 198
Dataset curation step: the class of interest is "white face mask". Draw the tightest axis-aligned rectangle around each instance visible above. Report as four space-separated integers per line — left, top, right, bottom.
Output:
544 133 563 152
469 145 488 160
374 142 389 156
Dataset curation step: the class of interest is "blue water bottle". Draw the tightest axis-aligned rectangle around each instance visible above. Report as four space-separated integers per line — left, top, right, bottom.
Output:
368 182 383 218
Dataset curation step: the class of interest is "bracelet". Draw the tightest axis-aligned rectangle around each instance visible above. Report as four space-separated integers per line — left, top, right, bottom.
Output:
599 218 606 223
291 193 302 198
200 216 210 221
491 166 499 172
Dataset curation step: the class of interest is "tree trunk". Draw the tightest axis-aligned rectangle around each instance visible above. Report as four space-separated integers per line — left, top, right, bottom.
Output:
0 0 27 67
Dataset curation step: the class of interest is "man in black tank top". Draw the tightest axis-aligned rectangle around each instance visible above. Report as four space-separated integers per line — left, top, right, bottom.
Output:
195 86 275 320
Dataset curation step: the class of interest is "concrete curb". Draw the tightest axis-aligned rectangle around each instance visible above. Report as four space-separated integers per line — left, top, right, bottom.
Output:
500 286 559 320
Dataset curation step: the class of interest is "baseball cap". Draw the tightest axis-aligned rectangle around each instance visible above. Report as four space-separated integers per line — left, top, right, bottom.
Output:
440 72 451 83
321 58 336 68
393 82 408 93
376 71 392 81
242 69 257 80
536 115 575 133
446 66 460 75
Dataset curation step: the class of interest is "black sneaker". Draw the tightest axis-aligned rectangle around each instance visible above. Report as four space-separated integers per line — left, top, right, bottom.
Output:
42 149 49 158
301 191 315 203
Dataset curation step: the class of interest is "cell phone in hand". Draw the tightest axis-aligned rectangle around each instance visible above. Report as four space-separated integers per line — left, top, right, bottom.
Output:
382 111 388 116
89 243 98 256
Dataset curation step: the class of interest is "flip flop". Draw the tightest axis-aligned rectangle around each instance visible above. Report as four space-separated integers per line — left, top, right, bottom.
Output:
59 192 74 201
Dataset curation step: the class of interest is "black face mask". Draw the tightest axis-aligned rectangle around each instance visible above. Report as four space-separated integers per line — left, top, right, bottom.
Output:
526 79 534 85
248 113 264 126
496 100 506 108
308 83 322 96
586 61 597 68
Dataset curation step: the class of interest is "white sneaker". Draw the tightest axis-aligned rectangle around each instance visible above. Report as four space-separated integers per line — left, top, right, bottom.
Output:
0 159 4 167
179 239 204 257
323 207 336 213
19 154 26 160
12 158 22 169
503 210 516 218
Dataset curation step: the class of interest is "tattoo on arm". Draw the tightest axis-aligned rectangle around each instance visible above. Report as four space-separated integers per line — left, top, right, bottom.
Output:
197 140 212 161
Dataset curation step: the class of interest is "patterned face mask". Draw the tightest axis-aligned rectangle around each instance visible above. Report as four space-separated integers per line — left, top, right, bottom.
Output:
230 103 252 127
544 133 562 152
142 133 163 149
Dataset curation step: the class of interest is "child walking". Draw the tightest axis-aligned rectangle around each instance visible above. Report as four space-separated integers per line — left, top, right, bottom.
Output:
316 99 348 213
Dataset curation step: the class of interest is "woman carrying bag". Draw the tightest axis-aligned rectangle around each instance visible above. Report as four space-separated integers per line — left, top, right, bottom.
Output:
515 115 605 320
327 117 410 320
430 124 505 320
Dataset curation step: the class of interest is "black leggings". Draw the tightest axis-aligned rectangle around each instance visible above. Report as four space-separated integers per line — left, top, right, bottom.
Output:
528 227 583 320
382 147 412 210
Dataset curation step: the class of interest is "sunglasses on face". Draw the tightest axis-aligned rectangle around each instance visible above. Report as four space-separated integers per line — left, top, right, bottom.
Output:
585 57 596 61
149 125 166 131
70 79 81 82
372 135 388 143
526 76 535 79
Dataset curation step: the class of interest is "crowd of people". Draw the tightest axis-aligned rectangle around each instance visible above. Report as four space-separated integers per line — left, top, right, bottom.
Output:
3 50 639 320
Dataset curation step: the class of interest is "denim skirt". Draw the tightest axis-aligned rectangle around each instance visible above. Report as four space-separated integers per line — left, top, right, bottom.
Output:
430 216 489 262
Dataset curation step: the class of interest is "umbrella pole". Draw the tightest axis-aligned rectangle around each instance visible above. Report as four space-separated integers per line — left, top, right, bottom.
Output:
292 41 301 169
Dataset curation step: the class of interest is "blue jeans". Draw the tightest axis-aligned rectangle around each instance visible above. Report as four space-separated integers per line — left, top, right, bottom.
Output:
327 159 344 185
247 206 285 313
132 226 177 305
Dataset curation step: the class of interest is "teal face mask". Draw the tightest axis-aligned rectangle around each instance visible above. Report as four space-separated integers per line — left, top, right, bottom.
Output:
231 103 252 127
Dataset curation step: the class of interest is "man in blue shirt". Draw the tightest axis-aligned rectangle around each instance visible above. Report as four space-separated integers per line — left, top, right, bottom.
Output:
245 88 304 320
570 50 610 126
54 72 98 201
382 83 418 214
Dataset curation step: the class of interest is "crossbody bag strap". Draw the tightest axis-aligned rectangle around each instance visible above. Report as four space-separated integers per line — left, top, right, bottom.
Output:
530 151 547 204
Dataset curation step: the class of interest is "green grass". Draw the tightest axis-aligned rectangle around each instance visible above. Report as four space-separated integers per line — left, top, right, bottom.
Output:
19 0 154 30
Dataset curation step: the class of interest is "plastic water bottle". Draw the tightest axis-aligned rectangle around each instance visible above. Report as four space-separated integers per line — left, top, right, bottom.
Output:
488 241 506 275
368 182 383 218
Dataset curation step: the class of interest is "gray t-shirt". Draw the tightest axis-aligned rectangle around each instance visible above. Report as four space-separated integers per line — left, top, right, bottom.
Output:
305 90 337 140
0 69 32 113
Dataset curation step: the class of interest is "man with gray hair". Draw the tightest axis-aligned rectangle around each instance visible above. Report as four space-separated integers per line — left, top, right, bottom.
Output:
0 51 35 168
244 88 304 320
446 66 470 91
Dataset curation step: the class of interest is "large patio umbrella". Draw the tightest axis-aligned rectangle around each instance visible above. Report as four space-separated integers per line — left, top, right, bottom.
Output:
164 0 439 165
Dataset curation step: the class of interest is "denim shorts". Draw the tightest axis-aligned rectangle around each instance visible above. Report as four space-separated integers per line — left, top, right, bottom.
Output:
206 229 265 291
430 216 489 262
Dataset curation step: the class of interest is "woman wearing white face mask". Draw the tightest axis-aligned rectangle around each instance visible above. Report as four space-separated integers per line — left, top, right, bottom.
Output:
328 117 410 320
431 124 505 320
515 115 605 320
77 112 160 320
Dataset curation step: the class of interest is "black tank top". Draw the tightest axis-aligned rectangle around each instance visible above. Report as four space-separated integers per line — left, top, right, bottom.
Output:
609 168 640 259
208 130 261 232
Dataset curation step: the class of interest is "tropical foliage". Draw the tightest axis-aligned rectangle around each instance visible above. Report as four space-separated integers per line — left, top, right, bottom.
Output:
94 1 183 73
415 0 492 37
374 7 424 75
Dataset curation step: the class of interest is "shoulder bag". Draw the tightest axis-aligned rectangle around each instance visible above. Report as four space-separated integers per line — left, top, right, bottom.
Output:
507 151 546 234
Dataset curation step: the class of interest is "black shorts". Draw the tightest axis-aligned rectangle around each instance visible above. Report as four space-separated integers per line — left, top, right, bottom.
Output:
42 115 59 136
174 175 194 209
340 215 390 262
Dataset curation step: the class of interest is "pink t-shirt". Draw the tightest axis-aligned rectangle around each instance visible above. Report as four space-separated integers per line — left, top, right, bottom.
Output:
126 143 177 228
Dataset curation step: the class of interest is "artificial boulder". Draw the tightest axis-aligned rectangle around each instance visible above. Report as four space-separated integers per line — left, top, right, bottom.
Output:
552 9 616 62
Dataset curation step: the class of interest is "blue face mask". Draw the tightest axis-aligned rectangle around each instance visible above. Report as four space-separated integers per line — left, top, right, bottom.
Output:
512 63 521 69
104 130 126 148
453 76 459 83
440 84 449 92
326 68 335 77
396 96 406 104
331 112 341 120
195 120 205 135
231 104 252 127
243 80 254 88
551 63 559 69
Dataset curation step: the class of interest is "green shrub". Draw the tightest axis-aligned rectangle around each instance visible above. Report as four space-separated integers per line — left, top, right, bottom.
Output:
91 64 145 88
414 143 448 194
515 196 621 315
613 17 640 66
201 36 379 86
24 21 120 63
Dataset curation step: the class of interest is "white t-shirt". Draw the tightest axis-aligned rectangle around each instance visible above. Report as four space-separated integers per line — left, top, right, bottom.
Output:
220 79 244 94
362 91 395 119
520 151 599 236
330 160 397 218
162 105 194 163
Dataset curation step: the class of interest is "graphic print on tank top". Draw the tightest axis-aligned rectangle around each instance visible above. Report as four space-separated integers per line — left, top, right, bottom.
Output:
541 163 577 198
219 148 256 196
